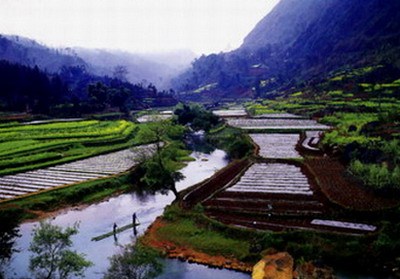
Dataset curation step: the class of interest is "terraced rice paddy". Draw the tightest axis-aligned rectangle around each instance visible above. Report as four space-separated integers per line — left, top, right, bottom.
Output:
226 118 330 130
0 144 156 200
311 219 376 232
226 163 311 195
253 113 304 119
212 109 247 117
0 120 139 175
249 133 301 159
136 114 172 123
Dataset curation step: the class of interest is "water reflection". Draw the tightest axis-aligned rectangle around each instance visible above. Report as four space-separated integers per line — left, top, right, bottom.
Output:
185 131 216 154
0 210 21 277
157 259 250 279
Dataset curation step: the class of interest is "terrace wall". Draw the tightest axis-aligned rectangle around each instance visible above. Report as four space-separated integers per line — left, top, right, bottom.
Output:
181 158 252 209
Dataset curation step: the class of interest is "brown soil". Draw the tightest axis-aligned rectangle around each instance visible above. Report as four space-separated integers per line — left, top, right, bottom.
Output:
305 157 400 211
141 217 253 273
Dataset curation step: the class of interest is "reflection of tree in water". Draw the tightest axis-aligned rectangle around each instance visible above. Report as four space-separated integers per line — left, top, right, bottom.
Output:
0 209 22 277
133 188 156 204
185 132 215 154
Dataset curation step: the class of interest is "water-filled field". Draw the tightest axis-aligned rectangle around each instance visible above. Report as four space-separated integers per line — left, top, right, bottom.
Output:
226 118 330 130
249 133 301 159
226 163 312 195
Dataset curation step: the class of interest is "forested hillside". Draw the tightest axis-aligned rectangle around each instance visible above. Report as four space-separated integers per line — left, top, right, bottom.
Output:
0 60 177 116
173 0 400 101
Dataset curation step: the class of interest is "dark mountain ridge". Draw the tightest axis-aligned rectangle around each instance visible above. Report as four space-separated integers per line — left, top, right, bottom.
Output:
173 0 400 101
0 35 87 73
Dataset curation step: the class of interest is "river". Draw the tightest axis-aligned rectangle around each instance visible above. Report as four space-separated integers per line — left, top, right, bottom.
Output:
4 149 250 279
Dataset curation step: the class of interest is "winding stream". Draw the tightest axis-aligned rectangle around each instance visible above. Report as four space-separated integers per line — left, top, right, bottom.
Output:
4 149 250 279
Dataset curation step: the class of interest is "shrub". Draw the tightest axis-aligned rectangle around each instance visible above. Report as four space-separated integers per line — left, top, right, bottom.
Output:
349 160 400 191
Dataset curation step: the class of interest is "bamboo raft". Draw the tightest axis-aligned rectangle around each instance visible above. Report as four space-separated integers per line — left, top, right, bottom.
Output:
91 223 140 241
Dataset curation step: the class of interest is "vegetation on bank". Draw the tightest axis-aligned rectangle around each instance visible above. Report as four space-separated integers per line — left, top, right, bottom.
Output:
160 205 249 260
132 120 191 198
207 126 254 159
173 103 254 159
104 243 163 279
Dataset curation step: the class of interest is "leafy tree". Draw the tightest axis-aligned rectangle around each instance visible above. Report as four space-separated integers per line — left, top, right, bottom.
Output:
29 221 92 279
227 137 254 159
103 243 162 279
134 120 185 198
88 82 109 110
174 103 220 131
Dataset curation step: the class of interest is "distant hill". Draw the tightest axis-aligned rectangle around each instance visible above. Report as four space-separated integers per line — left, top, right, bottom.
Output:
75 48 195 90
173 0 400 101
0 35 195 90
0 35 87 73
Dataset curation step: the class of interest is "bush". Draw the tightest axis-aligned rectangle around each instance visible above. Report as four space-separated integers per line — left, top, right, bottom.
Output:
349 160 400 191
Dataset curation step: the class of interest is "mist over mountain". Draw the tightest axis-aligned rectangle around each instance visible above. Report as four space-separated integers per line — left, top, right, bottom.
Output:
0 34 195 90
75 48 195 90
0 35 185 115
173 0 400 101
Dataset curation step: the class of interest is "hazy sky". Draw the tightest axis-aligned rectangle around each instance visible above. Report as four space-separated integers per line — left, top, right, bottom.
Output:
0 0 279 55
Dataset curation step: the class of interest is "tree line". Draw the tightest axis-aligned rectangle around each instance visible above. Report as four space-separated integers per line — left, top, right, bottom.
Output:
0 60 177 117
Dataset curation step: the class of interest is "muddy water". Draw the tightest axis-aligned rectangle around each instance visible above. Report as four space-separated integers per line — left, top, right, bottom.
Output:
4 149 250 279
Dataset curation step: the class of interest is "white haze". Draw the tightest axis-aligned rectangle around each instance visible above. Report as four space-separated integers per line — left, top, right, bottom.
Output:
0 0 279 55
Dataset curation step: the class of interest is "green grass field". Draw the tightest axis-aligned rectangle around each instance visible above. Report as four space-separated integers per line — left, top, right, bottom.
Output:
0 120 152 175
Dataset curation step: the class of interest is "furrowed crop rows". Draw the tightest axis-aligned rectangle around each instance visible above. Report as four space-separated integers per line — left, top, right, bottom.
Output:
226 163 312 195
0 120 139 175
0 144 156 200
250 133 301 159
252 113 305 119
136 114 172 123
226 118 330 130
